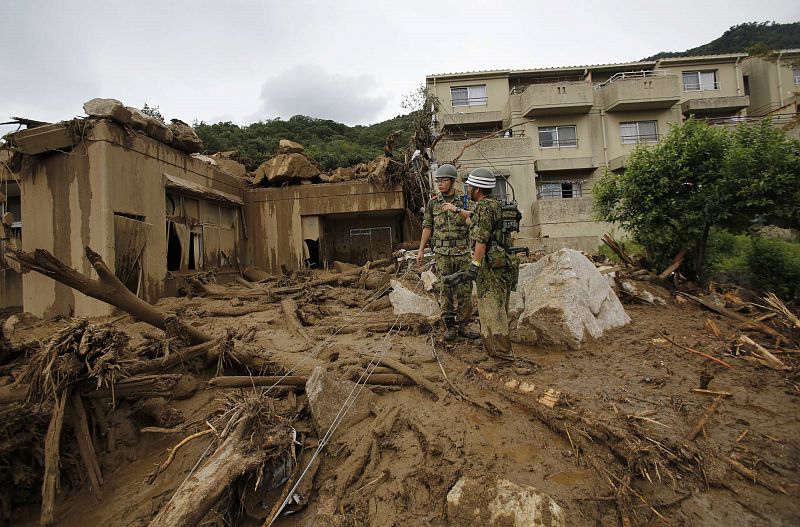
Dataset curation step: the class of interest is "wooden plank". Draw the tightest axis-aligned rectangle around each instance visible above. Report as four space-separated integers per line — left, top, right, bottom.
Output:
675 292 788 345
658 248 687 279
41 389 70 526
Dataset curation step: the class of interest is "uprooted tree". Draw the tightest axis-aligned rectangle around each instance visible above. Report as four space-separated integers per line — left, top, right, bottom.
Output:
594 118 800 284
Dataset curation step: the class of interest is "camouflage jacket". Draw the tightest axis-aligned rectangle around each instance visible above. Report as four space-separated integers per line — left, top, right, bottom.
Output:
470 196 512 269
423 190 473 256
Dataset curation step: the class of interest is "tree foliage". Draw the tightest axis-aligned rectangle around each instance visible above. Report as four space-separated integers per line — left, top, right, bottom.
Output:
644 21 800 60
193 112 418 171
594 118 800 283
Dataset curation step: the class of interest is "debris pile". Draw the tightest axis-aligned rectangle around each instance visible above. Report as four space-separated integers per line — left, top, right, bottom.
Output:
1 239 798 526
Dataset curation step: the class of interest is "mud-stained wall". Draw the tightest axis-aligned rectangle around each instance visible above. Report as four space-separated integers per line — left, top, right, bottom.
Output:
245 181 404 273
19 120 245 318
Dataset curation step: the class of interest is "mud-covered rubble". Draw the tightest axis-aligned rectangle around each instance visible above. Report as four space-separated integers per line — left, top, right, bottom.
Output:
1 248 799 526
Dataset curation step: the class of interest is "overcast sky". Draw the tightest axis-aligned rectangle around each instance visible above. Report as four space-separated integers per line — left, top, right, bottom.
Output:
1 1 798 134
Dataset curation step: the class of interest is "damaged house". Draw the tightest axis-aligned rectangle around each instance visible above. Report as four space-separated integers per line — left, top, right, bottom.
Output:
0 100 412 318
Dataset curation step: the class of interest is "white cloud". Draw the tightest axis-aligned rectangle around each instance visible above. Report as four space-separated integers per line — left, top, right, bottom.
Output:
254 65 390 125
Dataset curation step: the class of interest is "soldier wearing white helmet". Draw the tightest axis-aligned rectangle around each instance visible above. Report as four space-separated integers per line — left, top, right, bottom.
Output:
442 167 518 360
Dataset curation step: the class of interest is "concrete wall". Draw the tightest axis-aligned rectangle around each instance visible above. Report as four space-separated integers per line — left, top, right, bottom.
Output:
428 76 510 118
743 54 800 115
244 181 404 273
19 120 245 318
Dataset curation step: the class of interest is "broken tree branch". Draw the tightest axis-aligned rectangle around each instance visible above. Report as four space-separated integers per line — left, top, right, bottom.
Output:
686 396 723 440
659 332 733 369
7 247 213 345
675 292 789 345
378 356 448 401
728 457 788 495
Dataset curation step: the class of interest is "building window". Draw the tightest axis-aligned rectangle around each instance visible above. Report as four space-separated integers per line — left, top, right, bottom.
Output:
538 125 577 148
793 65 800 86
538 181 582 200
451 85 487 107
682 70 719 91
620 121 658 144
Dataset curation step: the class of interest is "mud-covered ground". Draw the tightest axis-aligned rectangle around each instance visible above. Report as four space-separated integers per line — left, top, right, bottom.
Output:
3 267 798 527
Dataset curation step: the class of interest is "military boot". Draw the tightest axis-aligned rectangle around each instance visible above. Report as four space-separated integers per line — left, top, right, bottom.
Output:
443 317 457 341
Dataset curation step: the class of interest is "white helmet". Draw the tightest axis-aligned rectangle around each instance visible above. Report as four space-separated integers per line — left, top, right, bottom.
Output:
465 167 495 189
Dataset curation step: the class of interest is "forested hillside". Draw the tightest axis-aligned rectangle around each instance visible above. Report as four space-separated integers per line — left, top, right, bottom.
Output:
644 21 800 60
194 113 417 171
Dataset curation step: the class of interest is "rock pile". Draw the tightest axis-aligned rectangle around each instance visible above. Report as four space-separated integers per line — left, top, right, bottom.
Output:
82 98 203 154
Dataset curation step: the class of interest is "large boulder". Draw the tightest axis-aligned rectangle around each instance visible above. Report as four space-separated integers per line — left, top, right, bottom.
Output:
83 98 132 124
252 153 320 185
168 119 204 154
211 152 249 180
447 476 565 527
305 366 375 436
319 166 356 183
278 139 305 154
389 279 440 317
511 248 630 349
126 106 173 144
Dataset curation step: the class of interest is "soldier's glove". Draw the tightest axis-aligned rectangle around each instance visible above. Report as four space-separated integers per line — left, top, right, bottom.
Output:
463 260 481 282
440 271 465 286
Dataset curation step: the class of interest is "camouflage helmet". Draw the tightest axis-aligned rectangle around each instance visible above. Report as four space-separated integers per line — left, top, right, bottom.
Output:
465 167 495 189
435 163 458 179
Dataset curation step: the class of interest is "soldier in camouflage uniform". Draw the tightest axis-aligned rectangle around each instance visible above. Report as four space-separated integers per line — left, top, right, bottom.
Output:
417 164 478 340
443 168 518 360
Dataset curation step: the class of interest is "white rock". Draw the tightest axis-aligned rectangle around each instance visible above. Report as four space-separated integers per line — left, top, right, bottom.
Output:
511 248 630 349
447 476 565 527
83 98 132 123
389 279 440 317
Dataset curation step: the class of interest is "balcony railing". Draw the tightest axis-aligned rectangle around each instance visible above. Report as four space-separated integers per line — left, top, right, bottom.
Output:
594 70 673 89
442 129 525 141
539 138 578 149
621 133 660 145
452 97 488 107
510 74 586 94
683 82 721 92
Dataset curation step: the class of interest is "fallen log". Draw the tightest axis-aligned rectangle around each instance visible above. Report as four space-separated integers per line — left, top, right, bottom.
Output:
41 389 69 526
199 305 266 317
281 298 314 346
0 382 27 404
148 409 292 527
7 247 213 345
378 356 448 401
81 374 200 401
70 392 103 496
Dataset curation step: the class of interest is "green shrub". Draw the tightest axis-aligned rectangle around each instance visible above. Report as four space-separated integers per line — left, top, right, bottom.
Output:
747 237 800 301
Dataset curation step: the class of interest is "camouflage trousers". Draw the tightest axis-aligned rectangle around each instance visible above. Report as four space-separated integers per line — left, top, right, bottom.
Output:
434 253 473 322
475 264 513 357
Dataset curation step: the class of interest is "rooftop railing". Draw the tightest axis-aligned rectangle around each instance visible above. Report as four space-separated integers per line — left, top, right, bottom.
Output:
594 70 674 89
509 75 587 94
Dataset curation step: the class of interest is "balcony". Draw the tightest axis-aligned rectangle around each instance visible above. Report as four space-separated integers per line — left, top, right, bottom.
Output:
598 71 681 112
681 95 750 117
440 110 503 129
535 157 597 173
517 81 594 116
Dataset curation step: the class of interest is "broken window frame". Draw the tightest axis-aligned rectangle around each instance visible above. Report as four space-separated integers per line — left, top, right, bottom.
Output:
538 181 583 200
165 191 238 273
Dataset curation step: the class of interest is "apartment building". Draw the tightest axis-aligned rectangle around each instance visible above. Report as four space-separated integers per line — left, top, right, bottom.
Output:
426 52 775 252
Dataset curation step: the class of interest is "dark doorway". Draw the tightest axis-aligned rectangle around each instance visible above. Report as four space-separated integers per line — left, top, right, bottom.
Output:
167 222 182 271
